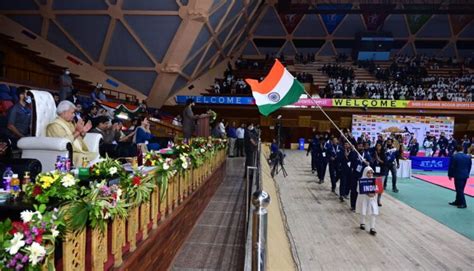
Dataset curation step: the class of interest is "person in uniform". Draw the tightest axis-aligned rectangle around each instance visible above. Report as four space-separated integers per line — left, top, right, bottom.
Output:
327 137 340 193
316 135 328 184
306 134 319 174
337 141 352 202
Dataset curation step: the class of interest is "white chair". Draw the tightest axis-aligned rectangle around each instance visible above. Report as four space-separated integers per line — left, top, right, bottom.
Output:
17 90 102 172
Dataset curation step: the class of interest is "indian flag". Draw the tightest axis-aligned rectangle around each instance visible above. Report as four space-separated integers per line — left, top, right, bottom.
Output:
245 59 305 116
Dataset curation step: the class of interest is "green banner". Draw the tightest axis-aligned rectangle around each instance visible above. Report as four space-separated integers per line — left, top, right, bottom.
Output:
405 5 436 34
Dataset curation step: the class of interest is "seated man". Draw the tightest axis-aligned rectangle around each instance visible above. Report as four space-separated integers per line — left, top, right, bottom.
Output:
46 100 98 167
6 87 32 148
90 116 117 157
112 119 136 157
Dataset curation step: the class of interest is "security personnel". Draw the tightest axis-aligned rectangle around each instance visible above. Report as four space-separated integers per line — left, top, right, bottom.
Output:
448 135 457 157
326 137 340 193
437 132 449 157
350 142 371 211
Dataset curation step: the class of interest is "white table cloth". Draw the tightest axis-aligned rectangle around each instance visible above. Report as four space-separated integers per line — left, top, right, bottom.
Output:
386 159 411 178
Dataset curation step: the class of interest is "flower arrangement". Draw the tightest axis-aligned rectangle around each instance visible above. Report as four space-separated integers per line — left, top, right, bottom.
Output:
212 138 228 150
0 205 64 270
174 153 191 173
66 182 127 232
143 152 176 199
120 171 155 207
24 172 80 204
89 157 125 181
172 143 191 156
207 110 217 123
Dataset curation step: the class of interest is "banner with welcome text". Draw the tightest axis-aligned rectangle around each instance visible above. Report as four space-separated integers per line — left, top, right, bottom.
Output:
175 96 474 110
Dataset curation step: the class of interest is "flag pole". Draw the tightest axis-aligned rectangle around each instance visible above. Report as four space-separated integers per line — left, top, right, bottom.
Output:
301 89 366 162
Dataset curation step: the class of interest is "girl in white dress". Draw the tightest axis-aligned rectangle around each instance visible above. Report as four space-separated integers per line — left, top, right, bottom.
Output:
356 167 379 235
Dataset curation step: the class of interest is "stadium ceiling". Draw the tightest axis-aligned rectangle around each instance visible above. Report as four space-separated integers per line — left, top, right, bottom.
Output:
0 0 264 106
277 1 474 14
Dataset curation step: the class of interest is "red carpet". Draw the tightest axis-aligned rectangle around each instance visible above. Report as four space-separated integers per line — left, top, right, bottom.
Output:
413 175 474 197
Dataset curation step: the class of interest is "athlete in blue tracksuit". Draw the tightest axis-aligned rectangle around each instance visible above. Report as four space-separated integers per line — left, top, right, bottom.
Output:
327 137 340 193
337 141 352 201
306 135 319 174
317 137 328 184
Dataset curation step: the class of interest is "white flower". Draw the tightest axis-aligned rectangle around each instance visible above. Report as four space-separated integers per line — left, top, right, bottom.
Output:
182 161 188 169
61 174 76 187
34 211 42 221
200 148 205 153
163 163 170 170
26 242 46 266
104 212 111 219
109 167 118 175
20 210 35 223
116 188 122 201
51 228 59 238
6 233 25 255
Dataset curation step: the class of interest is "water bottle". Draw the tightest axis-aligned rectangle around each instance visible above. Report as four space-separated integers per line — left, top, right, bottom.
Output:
55 155 63 171
60 156 67 172
2 167 14 192
10 174 20 199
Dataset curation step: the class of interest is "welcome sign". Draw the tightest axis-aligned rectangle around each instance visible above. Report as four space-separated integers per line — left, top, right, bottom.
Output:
175 96 474 110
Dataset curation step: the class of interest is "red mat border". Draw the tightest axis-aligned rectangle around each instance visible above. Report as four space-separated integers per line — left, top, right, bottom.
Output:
413 174 474 197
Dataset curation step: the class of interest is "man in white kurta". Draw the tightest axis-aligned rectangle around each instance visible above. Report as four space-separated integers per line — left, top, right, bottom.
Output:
46 101 97 167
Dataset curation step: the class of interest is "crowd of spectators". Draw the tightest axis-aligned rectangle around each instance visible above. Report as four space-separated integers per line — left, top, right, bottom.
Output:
296 72 314 83
212 64 251 95
295 52 316 65
321 64 354 80
320 74 473 101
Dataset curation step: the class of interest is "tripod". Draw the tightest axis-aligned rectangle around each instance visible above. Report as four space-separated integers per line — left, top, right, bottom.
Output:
270 150 287 177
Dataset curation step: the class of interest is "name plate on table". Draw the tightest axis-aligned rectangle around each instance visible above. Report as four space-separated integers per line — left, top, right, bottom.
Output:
359 178 384 194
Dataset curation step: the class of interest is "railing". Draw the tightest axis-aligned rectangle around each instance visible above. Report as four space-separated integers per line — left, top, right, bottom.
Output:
244 135 271 271
57 149 227 270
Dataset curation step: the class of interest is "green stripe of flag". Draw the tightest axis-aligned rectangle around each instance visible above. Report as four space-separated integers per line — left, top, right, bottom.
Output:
257 79 305 116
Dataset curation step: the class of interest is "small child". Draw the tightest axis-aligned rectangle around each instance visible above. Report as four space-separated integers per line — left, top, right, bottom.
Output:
356 167 379 235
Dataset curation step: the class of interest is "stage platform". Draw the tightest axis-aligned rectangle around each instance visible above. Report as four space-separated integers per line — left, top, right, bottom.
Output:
273 150 474 270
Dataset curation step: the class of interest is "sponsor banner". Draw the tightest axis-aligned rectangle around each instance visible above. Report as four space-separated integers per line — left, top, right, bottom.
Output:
351 115 454 148
175 96 255 105
411 157 450 171
293 98 332 107
407 100 474 110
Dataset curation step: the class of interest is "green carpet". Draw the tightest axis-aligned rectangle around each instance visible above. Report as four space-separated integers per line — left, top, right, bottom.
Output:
384 176 474 240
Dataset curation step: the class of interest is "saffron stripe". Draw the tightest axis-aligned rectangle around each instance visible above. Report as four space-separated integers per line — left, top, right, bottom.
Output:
245 59 285 94
252 68 295 106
